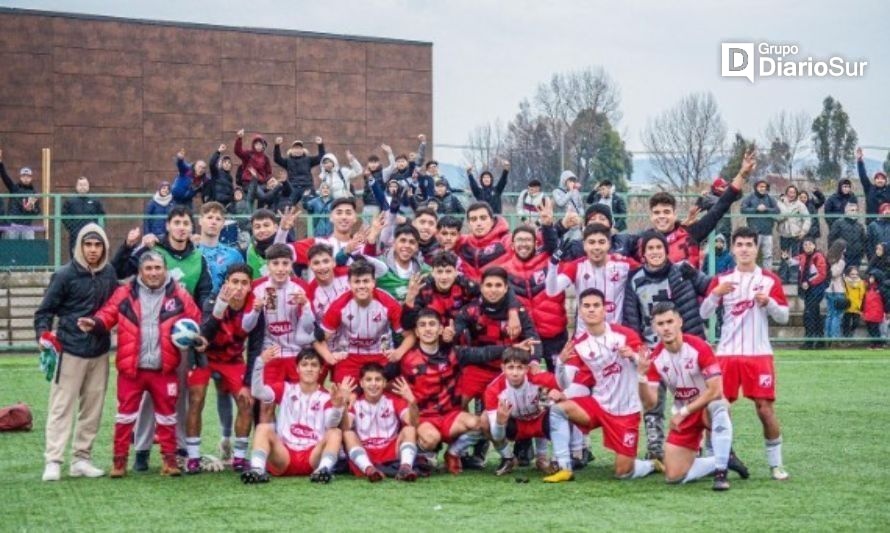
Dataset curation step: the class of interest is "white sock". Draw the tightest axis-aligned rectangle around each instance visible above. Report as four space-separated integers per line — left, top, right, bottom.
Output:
348 447 372 472
549 405 572 470
447 431 480 456
683 456 717 483
630 459 655 479
710 410 733 470
186 438 201 460
533 438 549 456
317 452 337 471
765 436 783 468
400 442 417 467
250 449 268 471
233 437 249 460
569 426 585 454
494 441 513 459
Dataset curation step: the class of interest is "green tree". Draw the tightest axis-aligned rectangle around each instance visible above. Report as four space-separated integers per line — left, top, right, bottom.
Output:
811 96 858 181
884 151 890 176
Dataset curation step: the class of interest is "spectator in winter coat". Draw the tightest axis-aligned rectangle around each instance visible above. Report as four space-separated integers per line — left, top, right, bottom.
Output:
586 179 628 232
318 153 361 201
798 189 826 240
204 144 236 207
868 242 890 278
824 239 848 339
361 150 396 217
427 179 464 215
856 147 890 217
776 185 811 258
143 181 172 239
828 202 866 269
234 130 272 205
254 175 291 212
0 150 41 239
553 171 585 215
389 135 426 187
516 180 546 225
227 187 251 249
467 162 509 215
824 178 858 229
701 233 736 275
170 150 207 211
796 237 828 349
62 177 106 255
273 136 325 205
695 177 733 243
741 179 780 267
841 265 866 337
866 203 890 261
304 182 334 237
862 271 889 348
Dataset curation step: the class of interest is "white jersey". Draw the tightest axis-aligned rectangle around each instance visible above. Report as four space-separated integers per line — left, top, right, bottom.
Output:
321 289 404 355
273 383 333 452
306 271 351 350
548 254 639 327
350 393 409 449
562 324 643 416
700 267 789 357
484 372 559 423
648 335 722 411
242 277 317 357
291 236 351 281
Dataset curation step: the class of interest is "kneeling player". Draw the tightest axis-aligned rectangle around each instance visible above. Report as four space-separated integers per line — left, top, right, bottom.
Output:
638 302 739 491
481 348 562 476
343 364 419 482
241 347 350 483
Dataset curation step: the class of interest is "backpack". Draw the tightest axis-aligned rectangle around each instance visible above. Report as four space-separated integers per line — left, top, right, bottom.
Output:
0 403 33 431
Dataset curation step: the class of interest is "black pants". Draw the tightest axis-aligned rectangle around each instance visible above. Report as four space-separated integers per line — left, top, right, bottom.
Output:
779 236 801 257
866 323 884 347
841 313 861 337
541 332 569 373
802 286 826 340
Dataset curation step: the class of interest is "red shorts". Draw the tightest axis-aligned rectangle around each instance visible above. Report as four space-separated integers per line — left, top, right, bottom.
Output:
265 357 329 386
666 409 708 451
268 446 315 477
456 366 499 400
187 361 246 394
508 414 548 441
348 439 399 476
333 355 388 385
718 356 776 402
419 410 463 445
573 396 640 457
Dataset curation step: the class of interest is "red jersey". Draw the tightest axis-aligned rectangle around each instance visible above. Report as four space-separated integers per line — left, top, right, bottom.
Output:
402 276 479 329
647 334 722 411
201 300 255 364
400 345 461 417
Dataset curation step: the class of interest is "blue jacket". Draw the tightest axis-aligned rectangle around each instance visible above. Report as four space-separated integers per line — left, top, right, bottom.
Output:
304 195 333 237
171 158 203 210
143 193 172 238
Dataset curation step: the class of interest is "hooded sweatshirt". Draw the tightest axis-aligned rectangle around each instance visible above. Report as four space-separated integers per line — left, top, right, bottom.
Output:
824 179 858 227
552 171 585 215
234 135 272 185
741 181 780 235
143 183 173 238
319 153 362 200
274 142 326 195
468 168 509 214
857 159 890 216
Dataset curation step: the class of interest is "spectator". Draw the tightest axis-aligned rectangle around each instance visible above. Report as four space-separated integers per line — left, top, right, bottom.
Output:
0 149 40 239
467 161 509 215
824 239 847 340
233 130 272 203
695 177 732 243
866 203 890 262
143 181 172 239
304 182 334 237
798 189 826 240
862 271 889 348
62 176 105 256
868 242 890 278
170 149 207 211
318 152 361 200
361 151 396 217
205 144 236 207
740 179 780 268
796 237 828 349
515 179 546 225
586 179 627 232
555 203 636 260
254 174 290 212
828 202 866 268
389 135 426 186
776 185 810 258
427 179 464 216
273 136 325 205
227 187 251 249
422 159 447 190
824 178 857 229
856 147 890 217
842 265 866 338
553 170 584 215
701 233 735 275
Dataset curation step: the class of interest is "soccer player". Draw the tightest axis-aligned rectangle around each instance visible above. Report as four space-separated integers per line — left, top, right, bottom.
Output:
545 288 660 483
244 208 280 280
546 223 639 328
638 302 740 490
412 207 442 262
435 215 464 264
343 363 419 482
364 221 430 302
186 264 263 474
455 202 512 281
481 348 561 476
700 226 791 480
277 197 360 275
241 347 349 483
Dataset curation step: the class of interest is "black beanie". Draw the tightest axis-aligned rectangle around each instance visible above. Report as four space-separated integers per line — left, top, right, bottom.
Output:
585 203 614 227
639 230 669 252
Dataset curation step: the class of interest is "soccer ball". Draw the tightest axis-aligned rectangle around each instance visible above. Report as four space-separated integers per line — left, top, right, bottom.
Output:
171 318 200 349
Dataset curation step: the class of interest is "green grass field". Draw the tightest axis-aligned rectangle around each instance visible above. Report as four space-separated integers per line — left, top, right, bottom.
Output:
2 350 889 532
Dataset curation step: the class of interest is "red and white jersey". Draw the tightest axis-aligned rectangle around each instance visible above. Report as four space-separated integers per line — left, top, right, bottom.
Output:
700 267 788 357
306 269 351 349
272 383 334 452
549 254 639 326
293 236 350 280
647 334 722 411
321 288 404 355
243 276 316 357
349 393 409 449
563 324 643 416
484 372 559 422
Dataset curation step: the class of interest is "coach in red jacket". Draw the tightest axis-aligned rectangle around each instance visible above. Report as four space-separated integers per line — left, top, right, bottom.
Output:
78 251 204 478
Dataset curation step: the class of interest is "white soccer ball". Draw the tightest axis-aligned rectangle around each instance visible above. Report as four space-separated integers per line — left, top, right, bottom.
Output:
171 318 200 349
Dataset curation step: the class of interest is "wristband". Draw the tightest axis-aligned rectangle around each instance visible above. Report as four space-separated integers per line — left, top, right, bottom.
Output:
212 297 229 319
637 374 649 384
679 406 690 417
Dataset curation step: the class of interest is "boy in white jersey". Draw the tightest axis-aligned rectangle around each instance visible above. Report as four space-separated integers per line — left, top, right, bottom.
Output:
546 223 639 328
241 346 349 484
544 288 662 483
700 226 790 481
638 302 741 491
343 363 419 482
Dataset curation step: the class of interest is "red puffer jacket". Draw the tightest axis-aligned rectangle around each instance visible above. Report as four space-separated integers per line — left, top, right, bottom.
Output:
496 251 567 339
92 278 201 377
456 216 511 281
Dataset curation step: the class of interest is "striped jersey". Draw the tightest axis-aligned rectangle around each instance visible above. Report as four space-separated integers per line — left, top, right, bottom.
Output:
242 276 316 357
321 288 404 355
647 334 722 410
349 393 409 449
548 254 639 327
271 383 333 452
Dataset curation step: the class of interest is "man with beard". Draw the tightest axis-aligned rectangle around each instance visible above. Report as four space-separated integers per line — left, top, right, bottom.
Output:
455 202 513 281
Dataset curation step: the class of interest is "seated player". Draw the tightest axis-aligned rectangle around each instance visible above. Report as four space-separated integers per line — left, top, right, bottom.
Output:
343 363 419 482
187 264 263 474
545 288 661 483
638 302 745 491
481 348 562 476
241 346 350 484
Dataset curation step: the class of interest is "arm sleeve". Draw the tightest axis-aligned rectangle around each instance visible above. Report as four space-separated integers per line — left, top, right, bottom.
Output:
209 151 221 179
495 169 509 194
545 261 574 296
233 137 247 162
33 272 64 339
613 196 628 231
0 162 14 192
467 172 481 199
193 258 213 307
455 345 506 366
621 274 641 331
699 277 722 319
415 142 426 168
688 186 742 242
766 278 790 324
244 315 265 387
250 356 276 403
858 159 872 195
540 223 559 255
309 144 325 166
273 144 287 169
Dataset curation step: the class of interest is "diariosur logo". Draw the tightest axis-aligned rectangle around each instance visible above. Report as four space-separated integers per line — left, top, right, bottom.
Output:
721 42 867 82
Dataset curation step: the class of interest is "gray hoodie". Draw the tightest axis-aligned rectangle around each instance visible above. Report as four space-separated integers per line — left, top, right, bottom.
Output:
136 273 170 370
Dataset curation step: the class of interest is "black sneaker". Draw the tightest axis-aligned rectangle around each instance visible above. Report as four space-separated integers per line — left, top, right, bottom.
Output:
728 450 750 479
133 450 150 472
494 457 518 477
513 440 532 467
461 455 486 470
310 467 333 484
240 469 270 484
713 469 730 491
581 448 594 465
414 455 434 477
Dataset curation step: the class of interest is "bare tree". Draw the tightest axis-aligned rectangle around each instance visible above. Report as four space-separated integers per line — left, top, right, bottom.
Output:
463 119 507 170
763 110 810 177
641 92 727 190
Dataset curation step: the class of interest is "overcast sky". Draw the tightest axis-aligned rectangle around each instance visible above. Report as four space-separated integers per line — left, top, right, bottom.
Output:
3 0 889 164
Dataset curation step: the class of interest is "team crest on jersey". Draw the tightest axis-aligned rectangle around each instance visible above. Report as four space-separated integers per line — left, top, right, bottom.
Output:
623 432 637 448
753 284 764 293
483 244 497 255
372 312 383 322
164 300 177 313
759 374 773 388
609 268 620 282
380 408 392 418
731 300 755 316
167 382 178 397
684 358 694 370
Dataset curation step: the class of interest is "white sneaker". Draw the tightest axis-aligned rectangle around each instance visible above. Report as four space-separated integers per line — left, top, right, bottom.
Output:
42 462 61 481
70 460 105 478
770 466 790 481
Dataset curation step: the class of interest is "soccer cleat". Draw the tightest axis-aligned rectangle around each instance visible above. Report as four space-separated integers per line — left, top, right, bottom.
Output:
364 466 385 483
185 458 202 475
161 454 182 477
535 457 558 475
70 460 105 478
494 457 518 477
461 454 485 470
445 452 463 475
42 462 61 482
513 440 533 467
713 469 730 491
395 464 418 482
542 469 575 483
414 455 434 477
240 469 270 484
110 456 127 479
232 457 248 473
770 466 790 481
652 458 666 474
581 448 595 465
219 439 233 463
133 450 150 472
728 450 750 479
310 467 333 484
